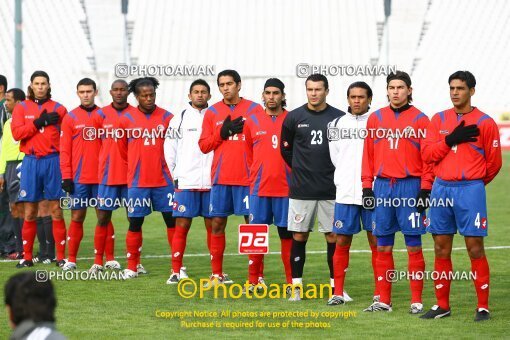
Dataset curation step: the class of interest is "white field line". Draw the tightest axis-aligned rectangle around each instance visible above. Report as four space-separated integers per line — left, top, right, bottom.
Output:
2 246 509 262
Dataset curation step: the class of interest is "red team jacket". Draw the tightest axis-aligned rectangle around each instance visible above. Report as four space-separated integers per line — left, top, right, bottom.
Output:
244 109 290 197
362 105 434 190
119 106 173 188
11 99 67 157
422 108 502 185
198 99 262 186
97 103 135 186
60 106 103 183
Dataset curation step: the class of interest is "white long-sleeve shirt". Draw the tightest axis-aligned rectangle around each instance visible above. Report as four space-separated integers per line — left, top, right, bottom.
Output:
164 103 213 190
328 111 370 205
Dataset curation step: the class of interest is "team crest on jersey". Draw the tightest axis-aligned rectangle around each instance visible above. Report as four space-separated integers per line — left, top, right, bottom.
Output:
178 205 186 213
481 217 487 229
422 216 430 227
335 220 343 228
493 140 499 147
294 214 305 223
297 124 309 128
249 214 254 222
19 190 26 198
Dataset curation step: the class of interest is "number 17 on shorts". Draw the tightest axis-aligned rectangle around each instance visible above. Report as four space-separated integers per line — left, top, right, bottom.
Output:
238 224 269 254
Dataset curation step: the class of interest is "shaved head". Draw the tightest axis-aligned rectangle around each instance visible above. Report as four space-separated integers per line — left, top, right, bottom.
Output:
111 79 128 90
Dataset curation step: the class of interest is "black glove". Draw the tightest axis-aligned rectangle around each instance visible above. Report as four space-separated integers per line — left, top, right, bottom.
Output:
362 188 376 210
61 179 74 194
445 120 480 147
220 115 244 140
415 189 431 214
33 110 60 129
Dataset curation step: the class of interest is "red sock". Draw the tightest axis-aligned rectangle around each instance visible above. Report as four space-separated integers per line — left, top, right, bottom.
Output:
408 249 425 303
280 238 292 284
126 230 142 271
67 221 84 263
248 254 263 284
377 251 394 305
434 257 453 310
105 221 115 261
471 256 490 310
210 233 225 276
259 258 264 278
136 235 143 266
370 245 379 296
171 226 189 273
205 225 212 253
93 225 108 265
22 220 37 261
166 227 175 254
52 219 67 261
333 245 350 296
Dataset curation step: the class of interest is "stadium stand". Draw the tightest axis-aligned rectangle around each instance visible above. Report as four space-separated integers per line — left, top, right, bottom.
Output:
0 0 508 117
0 0 98 109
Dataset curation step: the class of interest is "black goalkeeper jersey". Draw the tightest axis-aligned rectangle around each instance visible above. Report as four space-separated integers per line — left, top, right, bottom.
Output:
280 103 344 200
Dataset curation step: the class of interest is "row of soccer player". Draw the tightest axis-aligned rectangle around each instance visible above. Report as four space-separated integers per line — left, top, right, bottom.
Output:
6 69 502 321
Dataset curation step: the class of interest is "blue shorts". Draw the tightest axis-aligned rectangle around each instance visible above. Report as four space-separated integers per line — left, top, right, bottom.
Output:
173 190 211 218
333 203 374 235
97 184 128 211
127 185 174 217
428 178 487 237
69 183 98 210
209 184 249 217
248 195 289 227
18 154 63 202
372 177 426 236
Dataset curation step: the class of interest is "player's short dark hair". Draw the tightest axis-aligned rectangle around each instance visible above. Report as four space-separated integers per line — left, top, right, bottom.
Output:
190 79 210 93
6 88 26 102
386 70 411 87
111 79 128 89
27 70 51 100
4 272 57 326
217 70 241 86
128 77 160 95
347 81 373 98
448 70 476 89
305 73 329 90
0 74 7 92
386 70 412 103
77 78 97 91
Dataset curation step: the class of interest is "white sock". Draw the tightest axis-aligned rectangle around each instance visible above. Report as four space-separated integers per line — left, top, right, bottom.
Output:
292 278 303 286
